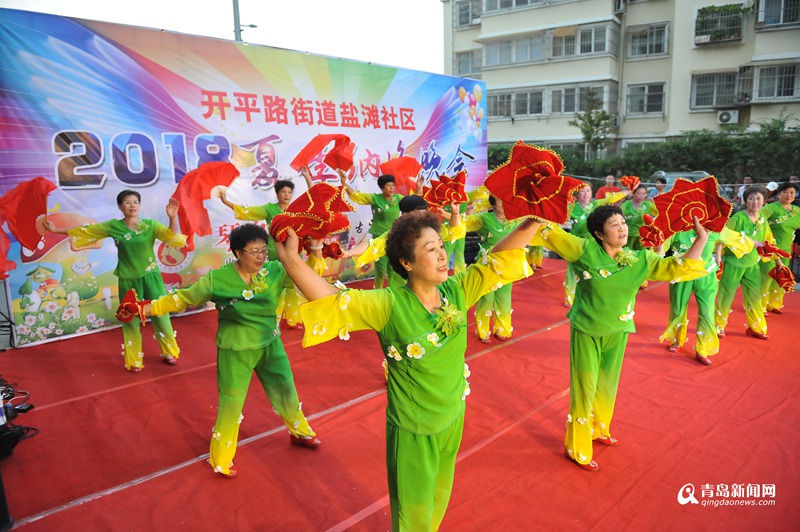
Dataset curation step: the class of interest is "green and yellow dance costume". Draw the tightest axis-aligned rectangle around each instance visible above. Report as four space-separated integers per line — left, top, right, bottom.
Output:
620 199 657 251
715 210 776 336
69 219 185 371
233 203 304 326
465 212 519 341
660 228 752 358
564 193 626 306
149 260 317 476
347 190 404 288
533 225 706 467
760 201 800 312
300 249 532 531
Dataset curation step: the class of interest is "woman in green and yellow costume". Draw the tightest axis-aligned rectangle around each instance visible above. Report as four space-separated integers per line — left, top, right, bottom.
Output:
563 183 626 306
341 171 406 288
124 224 321 478
46 190 185 373
464 196 521 343
219 166 313 328
532 205 709 471
660 228 753 364
443 185 488 275
276 210 541 531
621 185 657 250
759 182 800 314
715 186 777 340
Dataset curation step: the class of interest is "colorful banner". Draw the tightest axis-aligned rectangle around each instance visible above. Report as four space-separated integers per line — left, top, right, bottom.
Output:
0 8 487 347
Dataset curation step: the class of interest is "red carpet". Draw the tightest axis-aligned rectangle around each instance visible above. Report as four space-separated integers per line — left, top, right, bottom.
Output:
1 258 797 530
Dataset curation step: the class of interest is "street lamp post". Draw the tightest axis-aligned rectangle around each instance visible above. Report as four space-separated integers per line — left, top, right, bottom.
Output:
232 0 257 42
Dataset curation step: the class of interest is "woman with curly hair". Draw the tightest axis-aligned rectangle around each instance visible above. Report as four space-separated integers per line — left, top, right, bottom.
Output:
277 210 541 531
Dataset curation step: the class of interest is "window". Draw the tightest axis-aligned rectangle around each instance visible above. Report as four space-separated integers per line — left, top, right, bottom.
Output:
691 73 737 108
552 88 576 113
578 87 605 112
456 1 472 27
485 0 536 11
627 24 668 57
455 51 481 76
484 40 512 66
514 90 544 115
488 93 512 117
761 0 800 25
694 6 744 43
515 33 545 62
579 27 607 54
626 83 665 114
757 65 798 98
552 35 576 57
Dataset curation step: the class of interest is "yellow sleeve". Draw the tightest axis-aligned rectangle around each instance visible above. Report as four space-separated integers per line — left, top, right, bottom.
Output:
233 204 269 221
464 214 483 232
645 252 707 283
299 288 392 348
467 186 489 202
150 274 212 315
529 224 586 262
153 221 187 248
347 190 373 206
67 222 111 249
601 192 626 205
460 248 532 308
353 233 387 268
719 227 754 259
307 253 327 276
441 222 466 243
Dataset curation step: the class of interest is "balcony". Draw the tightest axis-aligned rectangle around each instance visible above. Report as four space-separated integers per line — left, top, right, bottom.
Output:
694 11 744 44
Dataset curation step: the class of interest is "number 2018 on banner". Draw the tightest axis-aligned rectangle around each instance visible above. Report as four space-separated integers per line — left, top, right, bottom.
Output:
53 131 233 188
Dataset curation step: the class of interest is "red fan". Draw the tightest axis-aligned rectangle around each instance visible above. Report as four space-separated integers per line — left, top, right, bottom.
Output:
270 183 353 249
303 239 345 259
619 175 641 191
643 177 732 245
115 288 150 324
638 214 666 248
290 134 352 172
768 262 795 293
483 141 585 224
758 241 790 259
172 162 240 251
716 261 724 281
323 140 355 172
380 156 423 195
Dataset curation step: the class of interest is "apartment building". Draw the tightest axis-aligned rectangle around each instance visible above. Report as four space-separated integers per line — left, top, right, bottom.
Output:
441 0 800 153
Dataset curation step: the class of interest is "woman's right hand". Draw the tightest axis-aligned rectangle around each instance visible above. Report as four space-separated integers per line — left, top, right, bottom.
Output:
44 220 57 233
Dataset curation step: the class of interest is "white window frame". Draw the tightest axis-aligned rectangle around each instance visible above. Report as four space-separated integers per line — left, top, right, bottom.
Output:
579 27 607 54
627 23 668 58
755 64 799 99
484 40 513 66
455 1 473 27
488 93 512 117
626 83 666 115
758 0 800 26
455 50 482 76
690 72 737 108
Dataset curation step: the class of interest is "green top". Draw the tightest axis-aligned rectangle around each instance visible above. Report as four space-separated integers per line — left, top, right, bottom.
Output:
348 190 403 236
150 260 286 351
665 227 752 275
568 192 626 238
233 202 283 261
761 202 800 253
532 225 707 336
68 219 186 280
620 200 657 239
722 210 774 268
300 248 532 435
465 211 519 250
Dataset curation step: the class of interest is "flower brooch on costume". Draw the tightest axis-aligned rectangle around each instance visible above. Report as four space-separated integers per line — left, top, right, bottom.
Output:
433 296 464 337
638 176 732 248
483 141 584 224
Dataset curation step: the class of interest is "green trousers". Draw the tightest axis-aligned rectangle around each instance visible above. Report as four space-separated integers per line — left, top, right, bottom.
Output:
119 271 178 370
474 282 513 340
661 273 719 357
444 237 466 274
715 261 767 335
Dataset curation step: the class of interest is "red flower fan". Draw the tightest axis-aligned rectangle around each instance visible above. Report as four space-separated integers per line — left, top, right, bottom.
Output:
758 241 790 259
619 175 640 191
270 183 353 249
323 140 355 172
645 177 732 241
638 214 666 248
172 162 240 251
483 141 585 224
380 156 423 195
768 262 795 293
0 177 58 278
303 239 345 259
290 134 352 172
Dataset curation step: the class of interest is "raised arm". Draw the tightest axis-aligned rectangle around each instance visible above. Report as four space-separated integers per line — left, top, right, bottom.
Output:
44 219 73 235
492 218 542 253
166 198 180 234
218 189 236 211
683 216 710 261
300 165 314 190
338 169 355 196
275 228 338 301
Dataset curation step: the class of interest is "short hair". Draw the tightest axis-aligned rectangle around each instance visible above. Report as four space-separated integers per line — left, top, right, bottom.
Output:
274 180 295 193
488 195 497 207
634 184 648 194
586 205 624 246
399 195 428 213
377 174 396 189
116 190 141 205
775 182 798 195
655 177 667 185
742 185 768 202
386 211 441 280
229 223 269 256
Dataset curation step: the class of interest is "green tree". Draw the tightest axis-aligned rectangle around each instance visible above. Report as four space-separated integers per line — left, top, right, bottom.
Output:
568 90 617 160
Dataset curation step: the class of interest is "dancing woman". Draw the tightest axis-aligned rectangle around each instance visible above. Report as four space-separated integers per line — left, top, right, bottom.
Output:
276 211 541 530
760 182 800 314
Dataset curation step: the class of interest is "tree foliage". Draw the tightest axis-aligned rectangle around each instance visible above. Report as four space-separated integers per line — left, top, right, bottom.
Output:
567 90 617 159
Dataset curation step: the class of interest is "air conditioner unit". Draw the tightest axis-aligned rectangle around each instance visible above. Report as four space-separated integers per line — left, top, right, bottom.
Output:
614 0 626 14
716 110 739 124
611 115 621 128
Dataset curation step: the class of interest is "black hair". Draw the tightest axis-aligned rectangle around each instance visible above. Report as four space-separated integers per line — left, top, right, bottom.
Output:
742 185 768 202
229 223 269 256
386 211 441 280
488 195 497 207
399 195 428 213
586 205 624 246
656 177 667 185
274 180 295 194
775 182 798 195
634 184 648 194
116 190 141 205
377 174 396 190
